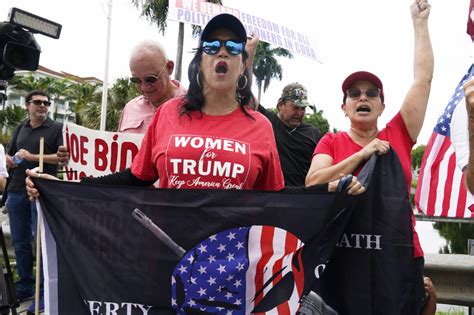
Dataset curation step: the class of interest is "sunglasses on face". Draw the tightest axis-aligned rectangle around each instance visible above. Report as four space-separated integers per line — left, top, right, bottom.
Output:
202 40 244 56
29 100 51 106
130 62 168 85
346 88 381 99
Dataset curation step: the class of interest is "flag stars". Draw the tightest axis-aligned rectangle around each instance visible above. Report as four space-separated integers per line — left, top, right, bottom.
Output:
187 255 195 264
207 255 216 263
227 232 236 241
171 298 177 306
226 311 233 315
234 299 242 306
226 253 235 262
225 292 233 300
209 296 215 301
235 241 244 250
226 274 234 281
217 244 227 252
188 299 196 307
198 265 207 275
198 244 207 254
207 276 216 286
178 265 187 274
441 126 447 132
209 235 217 242
236 262 245 271
234 279 242 288
197 287 207 296
190 277 197 285
217 264 227 274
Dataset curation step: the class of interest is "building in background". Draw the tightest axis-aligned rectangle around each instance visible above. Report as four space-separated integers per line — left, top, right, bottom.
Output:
2 65 101 123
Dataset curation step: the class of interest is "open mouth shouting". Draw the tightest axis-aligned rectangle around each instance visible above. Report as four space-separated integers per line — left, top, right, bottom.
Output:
215 61 228 75
356 104 371 114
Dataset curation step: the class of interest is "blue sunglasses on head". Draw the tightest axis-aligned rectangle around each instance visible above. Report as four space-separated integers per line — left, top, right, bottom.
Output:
202 39 244 56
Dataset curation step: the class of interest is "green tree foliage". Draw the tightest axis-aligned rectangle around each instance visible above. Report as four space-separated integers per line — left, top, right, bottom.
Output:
411 144 426 171
106 78 140 131
9 74 69 100
131 0 222 81
253 42 293 103
0 106 27 142
434 222 474 254
304 109 330 135
65 81 101 126
80 77 139 131
8 74 138 131
266 107 331 135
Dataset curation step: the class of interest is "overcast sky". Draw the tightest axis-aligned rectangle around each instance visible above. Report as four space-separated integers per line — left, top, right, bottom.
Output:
0 0 472 146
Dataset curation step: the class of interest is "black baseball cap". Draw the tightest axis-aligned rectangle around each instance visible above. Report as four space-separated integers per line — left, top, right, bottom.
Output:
200 14 247 44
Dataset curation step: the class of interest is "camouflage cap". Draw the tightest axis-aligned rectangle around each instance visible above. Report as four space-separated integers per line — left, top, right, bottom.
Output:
280 83 312 107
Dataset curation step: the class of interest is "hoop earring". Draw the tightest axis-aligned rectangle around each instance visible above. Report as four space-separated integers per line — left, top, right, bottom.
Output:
196 71 202 88
237 74 248 91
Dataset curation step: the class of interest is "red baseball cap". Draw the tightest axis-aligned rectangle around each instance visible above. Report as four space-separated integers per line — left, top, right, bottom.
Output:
342 71 384 102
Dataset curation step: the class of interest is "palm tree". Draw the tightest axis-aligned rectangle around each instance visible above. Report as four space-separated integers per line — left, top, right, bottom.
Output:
252 42 293 103
81 77 139 131
131 0 222 81
0 106 27 137
106 78 140 130
65 81 102 125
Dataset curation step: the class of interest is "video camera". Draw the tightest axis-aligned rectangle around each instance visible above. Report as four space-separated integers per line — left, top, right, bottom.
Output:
0 7 61 81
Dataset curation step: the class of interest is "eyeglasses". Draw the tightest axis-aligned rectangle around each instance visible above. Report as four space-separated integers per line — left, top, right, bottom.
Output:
130 62 167 85
202 40 244 56
346 88 381 99
29 100 51 106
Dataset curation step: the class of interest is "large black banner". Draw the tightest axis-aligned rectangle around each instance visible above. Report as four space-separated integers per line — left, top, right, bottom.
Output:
36 150 420 315
320 150 422 315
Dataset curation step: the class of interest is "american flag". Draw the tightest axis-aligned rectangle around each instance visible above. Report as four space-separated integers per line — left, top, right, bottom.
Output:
415 65 474 218
171 226 305 314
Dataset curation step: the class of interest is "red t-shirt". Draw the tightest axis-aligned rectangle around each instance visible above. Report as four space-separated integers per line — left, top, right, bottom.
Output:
314 112 423 258
131 98 284 191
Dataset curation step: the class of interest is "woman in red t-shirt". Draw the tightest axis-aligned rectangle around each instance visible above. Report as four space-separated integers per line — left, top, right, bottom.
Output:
25 14 364 195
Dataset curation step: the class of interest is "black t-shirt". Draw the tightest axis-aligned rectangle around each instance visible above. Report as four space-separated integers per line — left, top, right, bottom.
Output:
258 105 321 187
7 117 63 192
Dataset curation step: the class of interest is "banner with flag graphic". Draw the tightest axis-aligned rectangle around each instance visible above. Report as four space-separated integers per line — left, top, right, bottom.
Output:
37 150 420 314
415 65 474 218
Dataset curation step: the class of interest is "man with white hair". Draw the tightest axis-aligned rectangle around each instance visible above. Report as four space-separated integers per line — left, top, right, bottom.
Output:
118 40 187 133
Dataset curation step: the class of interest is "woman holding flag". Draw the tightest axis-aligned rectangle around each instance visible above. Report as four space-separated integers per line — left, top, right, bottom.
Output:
305 0 433 312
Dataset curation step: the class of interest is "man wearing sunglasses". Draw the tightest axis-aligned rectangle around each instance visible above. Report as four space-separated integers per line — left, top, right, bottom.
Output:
257 83 321 187
5 90 63 313
118 40 187 134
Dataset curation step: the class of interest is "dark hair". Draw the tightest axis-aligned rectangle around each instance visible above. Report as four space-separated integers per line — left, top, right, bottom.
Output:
25 90 50 103
182 47 254 118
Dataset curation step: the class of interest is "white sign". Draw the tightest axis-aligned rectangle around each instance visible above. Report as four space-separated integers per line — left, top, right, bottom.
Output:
168 0 319 61
62 123 144 181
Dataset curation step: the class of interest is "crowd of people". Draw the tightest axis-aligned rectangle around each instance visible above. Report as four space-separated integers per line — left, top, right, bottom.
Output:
6 0 474 313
